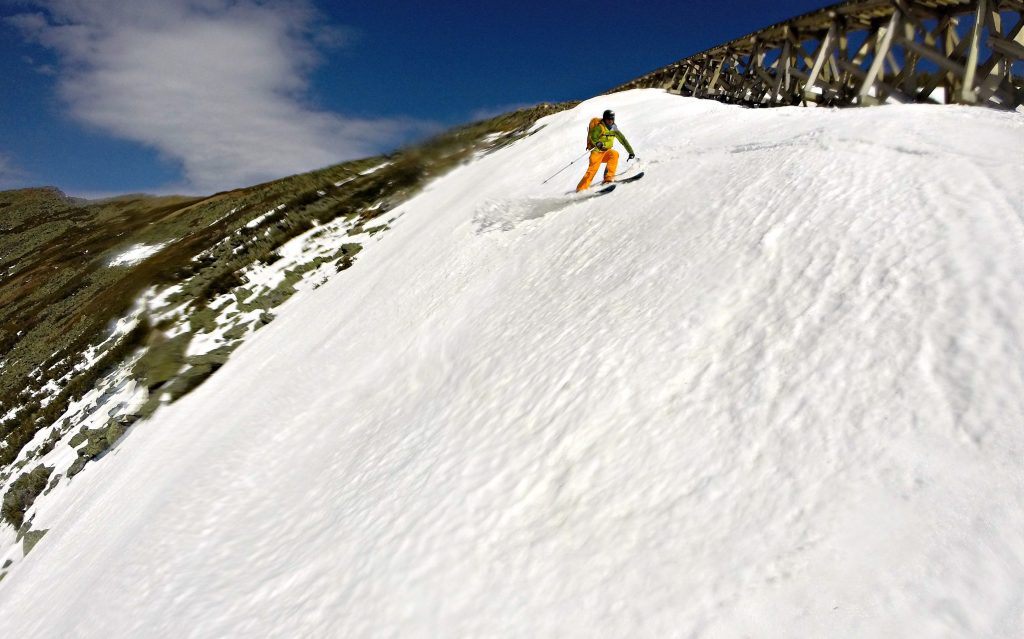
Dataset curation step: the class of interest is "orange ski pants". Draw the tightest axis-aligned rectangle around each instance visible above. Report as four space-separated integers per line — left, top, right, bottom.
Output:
576 148 619 191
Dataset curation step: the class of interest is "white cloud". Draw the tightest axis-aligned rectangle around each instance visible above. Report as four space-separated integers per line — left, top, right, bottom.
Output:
8 0 429 193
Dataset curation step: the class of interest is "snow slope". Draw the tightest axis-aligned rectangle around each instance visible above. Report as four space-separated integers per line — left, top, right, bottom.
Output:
1 90 1023 637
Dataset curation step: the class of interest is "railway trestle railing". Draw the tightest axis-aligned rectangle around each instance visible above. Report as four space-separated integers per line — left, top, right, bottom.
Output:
610 0 1024 109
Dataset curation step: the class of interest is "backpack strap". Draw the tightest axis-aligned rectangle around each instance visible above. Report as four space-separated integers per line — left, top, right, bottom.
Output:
586 118 602 150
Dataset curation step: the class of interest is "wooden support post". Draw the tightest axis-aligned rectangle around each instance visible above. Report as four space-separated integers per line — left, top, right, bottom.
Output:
918 25 971 102
859 9 901 102
708 57 724 96
804 23 838 101
774 34 792 104
945 16 960 54
900 17 920 96
695 57 714 98
960 0 988 103
898 29 971 75
677 65 692 95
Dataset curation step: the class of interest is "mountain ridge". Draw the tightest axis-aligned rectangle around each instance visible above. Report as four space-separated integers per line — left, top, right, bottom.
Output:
1 90 1022 636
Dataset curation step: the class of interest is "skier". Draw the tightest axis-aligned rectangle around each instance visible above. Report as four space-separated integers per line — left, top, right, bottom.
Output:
576 109 636 192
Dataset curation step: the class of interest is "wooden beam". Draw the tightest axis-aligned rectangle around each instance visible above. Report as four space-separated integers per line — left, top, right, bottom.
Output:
676 65 692 93
754 65 777 88
893 0 934 34
788 30 819 69
1007 12 1024 43
698 57 717 97
745 39 763 80
900 18 920 94
805 22 839 99
961 0 988 103
839 57 903 103
945 18 960 54
885 50 903 77
989 33 1024 58
919 27 972 101
858 9 901 99
896 33 969 76
849 25 879 66
774 34 793 104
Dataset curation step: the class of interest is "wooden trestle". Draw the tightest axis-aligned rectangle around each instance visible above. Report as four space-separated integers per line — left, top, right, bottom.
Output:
610 0 1024 109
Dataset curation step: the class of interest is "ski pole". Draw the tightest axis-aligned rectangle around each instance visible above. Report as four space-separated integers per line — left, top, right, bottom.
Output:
541 150 591 184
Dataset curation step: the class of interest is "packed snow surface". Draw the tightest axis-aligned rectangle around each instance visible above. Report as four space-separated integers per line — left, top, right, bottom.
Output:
2 90 1024 637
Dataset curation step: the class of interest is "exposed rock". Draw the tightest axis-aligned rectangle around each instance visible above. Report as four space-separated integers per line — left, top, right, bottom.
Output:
65 420 130 479
22 528 47 555
132 332 192 391
1 464 54 529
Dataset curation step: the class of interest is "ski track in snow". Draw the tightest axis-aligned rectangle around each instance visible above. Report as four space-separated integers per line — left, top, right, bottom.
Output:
473 165 643 233
473 195 591 233
1 90 1023 638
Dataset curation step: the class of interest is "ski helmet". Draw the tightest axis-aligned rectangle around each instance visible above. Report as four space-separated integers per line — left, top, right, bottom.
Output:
603 109 615 121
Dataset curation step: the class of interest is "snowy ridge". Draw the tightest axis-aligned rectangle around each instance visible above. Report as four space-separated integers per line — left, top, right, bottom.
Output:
0 90 1022 637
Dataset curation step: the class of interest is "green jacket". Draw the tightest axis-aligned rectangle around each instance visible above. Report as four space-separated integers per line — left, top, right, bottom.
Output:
589 121 634 155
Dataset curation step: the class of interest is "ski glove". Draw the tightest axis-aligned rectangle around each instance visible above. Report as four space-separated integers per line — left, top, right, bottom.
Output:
628 153 635 161
595 143 607 151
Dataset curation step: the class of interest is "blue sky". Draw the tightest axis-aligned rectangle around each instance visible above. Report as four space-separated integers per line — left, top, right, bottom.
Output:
0 0 825 196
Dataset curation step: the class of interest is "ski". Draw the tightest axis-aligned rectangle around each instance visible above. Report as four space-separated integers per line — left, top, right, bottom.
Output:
615 171 644 183
566 183 617 197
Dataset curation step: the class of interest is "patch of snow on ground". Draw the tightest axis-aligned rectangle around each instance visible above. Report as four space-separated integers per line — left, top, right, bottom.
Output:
0 357 144 494
108 243 168 267
147 285 183 314
183 209 366 359
244 211 273 229
359 161 390 175
37 381 61 407
205 208 238 228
